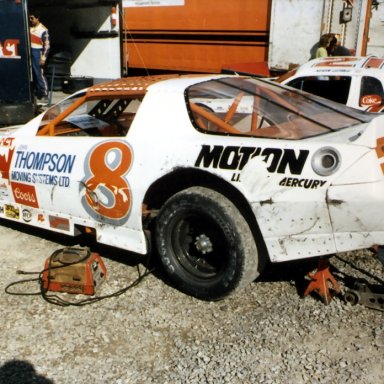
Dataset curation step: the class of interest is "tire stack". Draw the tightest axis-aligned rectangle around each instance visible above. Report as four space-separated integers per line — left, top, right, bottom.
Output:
62 76 94 94
45 49 72 92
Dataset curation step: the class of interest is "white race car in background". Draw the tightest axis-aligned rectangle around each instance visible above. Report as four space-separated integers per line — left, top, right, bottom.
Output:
278 56 384 112
0 74 383 300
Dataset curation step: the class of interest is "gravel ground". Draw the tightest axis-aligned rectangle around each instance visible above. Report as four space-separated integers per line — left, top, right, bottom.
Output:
0 219 383 384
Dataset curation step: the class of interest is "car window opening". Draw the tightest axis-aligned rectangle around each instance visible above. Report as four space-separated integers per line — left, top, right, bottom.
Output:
287 76 352 105
37 96 142 137
359 76 384 110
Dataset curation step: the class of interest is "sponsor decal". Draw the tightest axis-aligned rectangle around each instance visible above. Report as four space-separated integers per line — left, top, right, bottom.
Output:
195 145 308 173
367 104 384 113
14 151 76 173
0 39 21 59
0 147 15 181
195 145 328 189
38 214 45 223
11 182 39 208
11 171 70 187
314 57 356 68
81 140 133 225
11 150 76 188
195 145 309 183
49 216 70 231
279 177 326 189
5 204 19 219
360 94 382 107
0 138 15 147
22 209 32 222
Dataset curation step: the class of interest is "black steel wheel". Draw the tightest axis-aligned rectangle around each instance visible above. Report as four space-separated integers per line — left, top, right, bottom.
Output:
155 187 261 300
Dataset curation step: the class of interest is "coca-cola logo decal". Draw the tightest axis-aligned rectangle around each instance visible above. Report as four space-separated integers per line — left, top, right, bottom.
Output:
360 94 382 107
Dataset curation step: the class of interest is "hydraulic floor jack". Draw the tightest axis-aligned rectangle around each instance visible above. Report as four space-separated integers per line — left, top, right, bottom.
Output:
303 249 384 311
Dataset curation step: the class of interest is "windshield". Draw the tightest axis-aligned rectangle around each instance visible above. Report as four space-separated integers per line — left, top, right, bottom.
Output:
186 77 374 139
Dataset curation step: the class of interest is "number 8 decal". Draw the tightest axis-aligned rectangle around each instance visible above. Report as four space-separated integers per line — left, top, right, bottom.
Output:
81 140 133 225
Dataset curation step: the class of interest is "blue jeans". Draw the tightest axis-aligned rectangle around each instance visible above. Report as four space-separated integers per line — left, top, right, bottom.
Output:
31 48 48 98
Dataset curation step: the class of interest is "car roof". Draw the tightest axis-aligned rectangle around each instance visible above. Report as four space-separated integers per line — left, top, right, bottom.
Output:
85 74 225 98
86 75 181 98
293 56 384 77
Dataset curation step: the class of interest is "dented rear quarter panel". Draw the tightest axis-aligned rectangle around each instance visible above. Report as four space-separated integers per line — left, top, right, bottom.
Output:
133 87 381 262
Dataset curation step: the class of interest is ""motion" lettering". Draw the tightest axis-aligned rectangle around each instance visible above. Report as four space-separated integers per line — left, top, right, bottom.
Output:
195 145 309 175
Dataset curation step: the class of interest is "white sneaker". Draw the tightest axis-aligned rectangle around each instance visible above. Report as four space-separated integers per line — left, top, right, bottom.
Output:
37 96 49 106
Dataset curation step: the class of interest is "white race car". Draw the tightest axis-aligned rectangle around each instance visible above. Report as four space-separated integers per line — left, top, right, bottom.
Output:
0 74 383 300
278 56 384 112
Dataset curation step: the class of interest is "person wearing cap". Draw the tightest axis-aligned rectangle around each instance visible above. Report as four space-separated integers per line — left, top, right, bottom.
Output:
29 9 50 102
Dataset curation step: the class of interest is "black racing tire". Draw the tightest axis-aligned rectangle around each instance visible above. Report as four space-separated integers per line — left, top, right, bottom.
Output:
155 187 261 300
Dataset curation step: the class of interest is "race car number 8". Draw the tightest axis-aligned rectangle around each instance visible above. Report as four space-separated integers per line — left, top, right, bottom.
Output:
81 141 132 225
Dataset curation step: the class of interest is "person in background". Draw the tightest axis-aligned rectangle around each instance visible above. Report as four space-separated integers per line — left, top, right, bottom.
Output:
315 34 333 58
29 9 50 103
328 33 352 56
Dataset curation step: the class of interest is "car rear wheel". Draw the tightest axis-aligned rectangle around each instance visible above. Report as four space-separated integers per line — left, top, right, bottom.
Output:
155 187 261 300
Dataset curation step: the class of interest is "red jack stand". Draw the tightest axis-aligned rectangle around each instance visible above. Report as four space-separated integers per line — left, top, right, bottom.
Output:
303 257 341 304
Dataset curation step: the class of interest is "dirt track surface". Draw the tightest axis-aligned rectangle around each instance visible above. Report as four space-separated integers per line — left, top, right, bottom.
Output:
0 219 383 384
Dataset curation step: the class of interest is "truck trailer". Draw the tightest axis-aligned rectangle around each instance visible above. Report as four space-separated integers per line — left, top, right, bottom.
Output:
2 0 384 125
